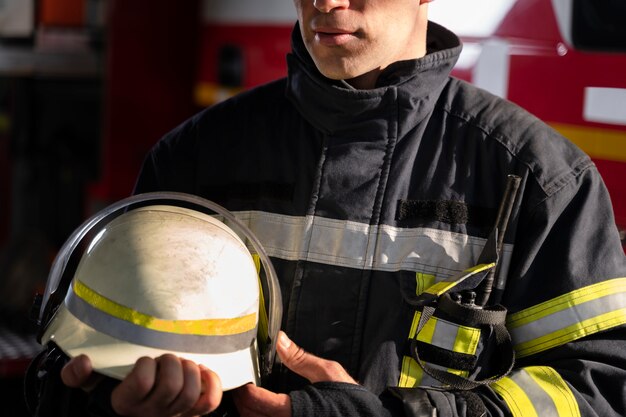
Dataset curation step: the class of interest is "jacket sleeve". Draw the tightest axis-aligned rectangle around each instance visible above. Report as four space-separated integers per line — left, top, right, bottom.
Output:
421 164 625 417
289 382 488 417
289 164 626 417
485 163 626 417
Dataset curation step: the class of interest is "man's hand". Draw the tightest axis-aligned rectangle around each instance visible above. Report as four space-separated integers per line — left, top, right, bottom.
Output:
61 353 222 417
232 331 357 417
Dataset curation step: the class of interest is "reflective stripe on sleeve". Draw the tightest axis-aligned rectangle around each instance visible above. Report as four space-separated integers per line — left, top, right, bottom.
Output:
491 367 580 417
507 278 626 358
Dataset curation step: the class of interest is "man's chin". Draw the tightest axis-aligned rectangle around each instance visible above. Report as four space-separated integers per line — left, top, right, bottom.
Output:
315 63 363 82
310 61 341 77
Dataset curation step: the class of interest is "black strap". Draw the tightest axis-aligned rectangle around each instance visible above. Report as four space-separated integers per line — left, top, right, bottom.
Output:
439 293 508 326
410 295 515 390
409 341 478 371
24 348 47 416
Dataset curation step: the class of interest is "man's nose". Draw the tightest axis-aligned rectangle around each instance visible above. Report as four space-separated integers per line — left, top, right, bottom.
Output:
313 0 350 13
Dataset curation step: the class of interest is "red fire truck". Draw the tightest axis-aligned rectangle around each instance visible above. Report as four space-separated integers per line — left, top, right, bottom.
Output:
195 0 626 247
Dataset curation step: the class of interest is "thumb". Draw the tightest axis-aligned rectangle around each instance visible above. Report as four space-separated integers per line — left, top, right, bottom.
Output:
276 331 356 384
60 354 103 392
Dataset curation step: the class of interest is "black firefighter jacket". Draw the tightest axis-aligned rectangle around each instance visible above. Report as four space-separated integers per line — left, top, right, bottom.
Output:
132 22 626 417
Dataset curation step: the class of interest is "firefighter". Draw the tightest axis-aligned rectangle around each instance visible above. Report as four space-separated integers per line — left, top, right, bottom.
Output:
36 0 625 416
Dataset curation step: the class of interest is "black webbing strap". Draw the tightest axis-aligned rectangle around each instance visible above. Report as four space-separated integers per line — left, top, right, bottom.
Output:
410 294 515 391
438 293 507 326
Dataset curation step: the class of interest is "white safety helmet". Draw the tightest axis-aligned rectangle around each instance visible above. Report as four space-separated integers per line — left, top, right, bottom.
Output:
37 192 282 390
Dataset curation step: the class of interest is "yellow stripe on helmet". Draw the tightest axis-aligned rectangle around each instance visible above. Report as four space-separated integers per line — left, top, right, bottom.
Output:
72 279 256 336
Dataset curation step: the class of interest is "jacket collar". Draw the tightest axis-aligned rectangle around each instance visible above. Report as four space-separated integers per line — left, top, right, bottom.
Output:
286 21 462 139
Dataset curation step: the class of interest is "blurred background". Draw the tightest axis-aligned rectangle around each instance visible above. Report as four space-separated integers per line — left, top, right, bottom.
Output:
0 0 624 415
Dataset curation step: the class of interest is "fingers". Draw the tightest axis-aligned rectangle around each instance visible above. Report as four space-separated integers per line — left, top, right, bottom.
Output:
61 354 92 387
187 365 223 416
110 356 155 414
276 331 356 384
111 355 222 417
149 355 188 408
60 354 103 392
232 383 291 417
169 359 201 412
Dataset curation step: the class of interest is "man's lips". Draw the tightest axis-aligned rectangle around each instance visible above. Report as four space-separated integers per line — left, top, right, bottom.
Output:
313 28 358 46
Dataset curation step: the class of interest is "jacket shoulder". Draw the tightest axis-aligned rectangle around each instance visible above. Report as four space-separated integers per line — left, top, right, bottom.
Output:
195 77 289 125
438 78 594 197
156 77 290 148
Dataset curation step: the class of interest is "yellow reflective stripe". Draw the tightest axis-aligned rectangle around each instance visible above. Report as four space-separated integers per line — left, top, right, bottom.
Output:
452 325 481 356
514 308 626 358
400 310 436 388
447 368 469 378
400 273 436 387
415 272 436 296
525 367 580 417
508 278 626 328
73 280 256 336
399 356 424 388
492 375 539 417
399 359 463 388
465 263 497 274
424 263 496 296
424 280 457 296
252 254 269 343
491 367 580 417
400 272 483 387
400 311 482 386
413 311 437 343
447 319 480 378
409 312 481 353
508 278 626 357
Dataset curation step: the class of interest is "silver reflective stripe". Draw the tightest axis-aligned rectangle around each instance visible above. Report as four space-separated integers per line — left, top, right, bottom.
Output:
510 292 626 344
431 318 460 351
66 291 256 354
399 313 481 388
511 369 558 416
491 367 581 417
229 211 514 277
